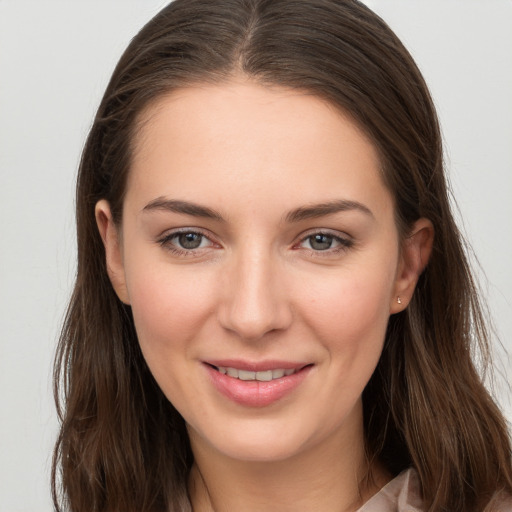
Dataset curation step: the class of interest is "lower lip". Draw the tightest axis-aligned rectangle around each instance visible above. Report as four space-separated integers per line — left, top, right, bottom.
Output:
205 364 312 407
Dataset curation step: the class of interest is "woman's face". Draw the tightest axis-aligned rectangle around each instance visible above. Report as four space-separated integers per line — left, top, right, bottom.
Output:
97 80 426 463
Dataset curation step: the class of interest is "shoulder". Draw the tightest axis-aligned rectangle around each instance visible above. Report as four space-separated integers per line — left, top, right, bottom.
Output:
358 469 512 512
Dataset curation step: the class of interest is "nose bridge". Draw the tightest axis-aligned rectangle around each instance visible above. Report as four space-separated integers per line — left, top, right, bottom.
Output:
219 240 291 340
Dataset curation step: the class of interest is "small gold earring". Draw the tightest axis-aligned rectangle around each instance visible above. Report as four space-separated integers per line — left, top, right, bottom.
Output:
397 296 402 304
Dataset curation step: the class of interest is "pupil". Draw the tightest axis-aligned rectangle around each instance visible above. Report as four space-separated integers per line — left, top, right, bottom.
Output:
179 233 202 249
311 234 332 250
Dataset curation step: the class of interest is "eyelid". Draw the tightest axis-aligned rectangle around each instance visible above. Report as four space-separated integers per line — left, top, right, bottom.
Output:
293 228 354 252
157 227 219 254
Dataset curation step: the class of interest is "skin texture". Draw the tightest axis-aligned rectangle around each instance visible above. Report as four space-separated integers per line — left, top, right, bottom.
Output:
96 80 433 511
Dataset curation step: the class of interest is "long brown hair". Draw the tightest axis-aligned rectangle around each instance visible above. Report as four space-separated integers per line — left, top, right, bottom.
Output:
52 1 512 511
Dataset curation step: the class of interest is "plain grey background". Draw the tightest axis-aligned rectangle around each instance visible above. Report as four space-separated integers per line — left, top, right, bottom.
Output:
1 1 511 510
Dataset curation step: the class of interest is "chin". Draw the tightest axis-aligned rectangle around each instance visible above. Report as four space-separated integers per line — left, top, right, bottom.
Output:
188 417 315 463
217 438 308 463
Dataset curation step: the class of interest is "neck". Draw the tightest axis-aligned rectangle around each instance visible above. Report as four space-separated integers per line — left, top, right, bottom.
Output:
188 410 390 512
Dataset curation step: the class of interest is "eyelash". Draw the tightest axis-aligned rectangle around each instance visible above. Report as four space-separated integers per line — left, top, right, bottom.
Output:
295 230 354 256
158 228 216 257
157 229 354 257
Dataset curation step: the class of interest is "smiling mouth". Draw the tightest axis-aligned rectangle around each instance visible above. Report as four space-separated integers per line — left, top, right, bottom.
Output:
205 362 313 406
207 364 311 382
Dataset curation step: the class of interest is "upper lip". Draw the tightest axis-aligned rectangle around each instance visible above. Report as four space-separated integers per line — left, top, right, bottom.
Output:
204 359 311 372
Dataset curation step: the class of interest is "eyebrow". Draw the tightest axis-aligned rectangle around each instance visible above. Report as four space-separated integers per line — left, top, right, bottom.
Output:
142 197 224 221
284 200 374 223
142 197 373 223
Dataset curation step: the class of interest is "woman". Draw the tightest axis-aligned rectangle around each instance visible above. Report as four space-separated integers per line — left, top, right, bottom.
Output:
52 1 512 511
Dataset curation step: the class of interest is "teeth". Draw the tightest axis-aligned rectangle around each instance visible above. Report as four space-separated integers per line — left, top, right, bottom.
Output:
216 366 297 381
238 370 256 381
272 369 285 379
226 367 238 378
256 370 273 381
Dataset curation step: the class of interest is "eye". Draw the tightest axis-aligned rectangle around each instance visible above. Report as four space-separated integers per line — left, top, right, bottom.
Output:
175 232 208 250
298 232 353 252
158 229 215 254
305 233 336 251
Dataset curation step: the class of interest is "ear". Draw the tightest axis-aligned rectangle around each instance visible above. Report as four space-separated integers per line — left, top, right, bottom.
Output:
95 199 130 304
390 218 434 314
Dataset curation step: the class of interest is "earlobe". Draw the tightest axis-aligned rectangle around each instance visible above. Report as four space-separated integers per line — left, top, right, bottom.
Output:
95 200 130 304
390 218 434 314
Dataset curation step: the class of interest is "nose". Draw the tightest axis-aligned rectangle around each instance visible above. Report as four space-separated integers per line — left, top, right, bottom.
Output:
217 245 293 341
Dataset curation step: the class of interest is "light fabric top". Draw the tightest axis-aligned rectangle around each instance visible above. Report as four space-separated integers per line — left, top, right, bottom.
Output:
357 468 512 512
357 469 424 512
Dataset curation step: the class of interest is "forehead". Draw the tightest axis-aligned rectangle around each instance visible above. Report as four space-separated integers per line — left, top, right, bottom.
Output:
126 80 392 218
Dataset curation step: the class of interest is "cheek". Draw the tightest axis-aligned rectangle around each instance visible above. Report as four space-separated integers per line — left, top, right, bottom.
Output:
304 272 392 337
297 258 396 372
124 265 220 413
125 260 216 364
